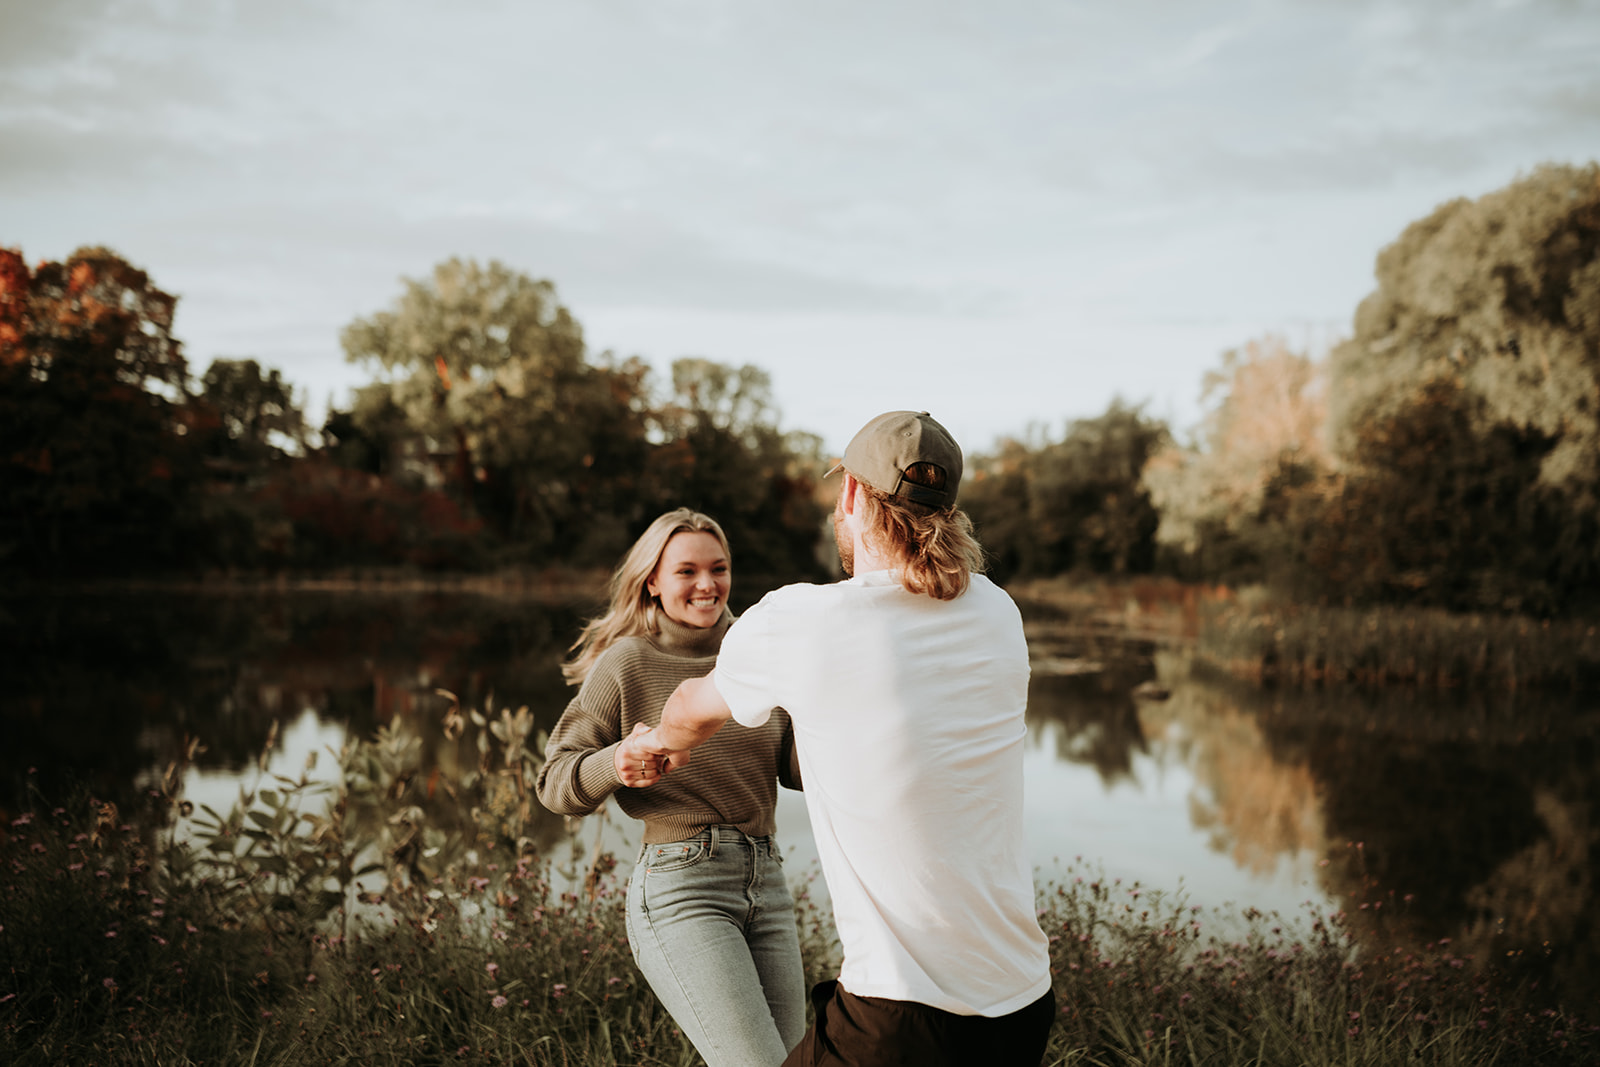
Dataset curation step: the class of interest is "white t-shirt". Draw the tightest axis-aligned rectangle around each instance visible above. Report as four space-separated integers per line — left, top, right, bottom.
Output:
713 570 1051 1016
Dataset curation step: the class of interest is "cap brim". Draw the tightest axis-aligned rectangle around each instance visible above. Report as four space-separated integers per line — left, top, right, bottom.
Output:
824 460 845 478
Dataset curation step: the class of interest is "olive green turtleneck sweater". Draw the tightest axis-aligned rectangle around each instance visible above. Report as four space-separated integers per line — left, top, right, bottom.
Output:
535 612 800 844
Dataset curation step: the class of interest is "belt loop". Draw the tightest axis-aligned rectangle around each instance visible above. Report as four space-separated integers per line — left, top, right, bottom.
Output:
708 824 719 857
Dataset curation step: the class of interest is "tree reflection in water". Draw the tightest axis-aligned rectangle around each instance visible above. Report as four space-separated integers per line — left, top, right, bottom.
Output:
3 591 1596 1008
1014 617 1598 1010
0 592 584 819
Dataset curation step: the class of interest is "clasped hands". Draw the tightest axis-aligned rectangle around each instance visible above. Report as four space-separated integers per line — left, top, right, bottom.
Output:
612 722 694 788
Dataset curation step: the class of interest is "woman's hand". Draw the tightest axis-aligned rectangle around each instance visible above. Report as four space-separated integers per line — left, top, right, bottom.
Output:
615 722 666 787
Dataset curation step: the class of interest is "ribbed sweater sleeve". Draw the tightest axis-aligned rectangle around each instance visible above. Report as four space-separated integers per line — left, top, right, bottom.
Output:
537 666 628 815
535 614 798 843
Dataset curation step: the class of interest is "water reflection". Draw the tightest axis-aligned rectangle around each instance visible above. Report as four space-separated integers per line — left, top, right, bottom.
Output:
1020 627 1329 919
1 591 1595 1003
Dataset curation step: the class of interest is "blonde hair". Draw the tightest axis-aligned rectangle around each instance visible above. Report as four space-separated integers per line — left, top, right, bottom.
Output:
562 508 732 685
855 478 986 601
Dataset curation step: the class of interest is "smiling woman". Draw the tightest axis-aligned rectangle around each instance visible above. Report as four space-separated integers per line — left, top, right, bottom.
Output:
646 529 731 630
534 507 807 1067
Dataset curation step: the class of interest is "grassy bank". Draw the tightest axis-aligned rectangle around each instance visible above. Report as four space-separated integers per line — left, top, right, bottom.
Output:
1006 575 1600 692
4 792 1594 1065
1198 599 1600 691
4 681 1596 1065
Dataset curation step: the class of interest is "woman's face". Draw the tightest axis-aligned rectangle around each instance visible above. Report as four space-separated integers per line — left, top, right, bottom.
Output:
647 530 731 629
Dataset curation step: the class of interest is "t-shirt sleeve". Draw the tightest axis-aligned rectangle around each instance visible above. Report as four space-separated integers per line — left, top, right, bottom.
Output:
713 595 786 729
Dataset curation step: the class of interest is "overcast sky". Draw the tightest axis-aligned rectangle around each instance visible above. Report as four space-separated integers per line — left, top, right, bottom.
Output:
4 0 1597 454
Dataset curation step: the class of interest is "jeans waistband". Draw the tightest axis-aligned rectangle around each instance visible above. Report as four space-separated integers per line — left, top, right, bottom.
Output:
682 825 775 855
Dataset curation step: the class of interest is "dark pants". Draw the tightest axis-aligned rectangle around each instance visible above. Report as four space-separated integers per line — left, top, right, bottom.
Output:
781 980 1055 1067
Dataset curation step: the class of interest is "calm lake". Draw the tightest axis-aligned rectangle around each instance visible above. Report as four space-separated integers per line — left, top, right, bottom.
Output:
3 587 1597 1003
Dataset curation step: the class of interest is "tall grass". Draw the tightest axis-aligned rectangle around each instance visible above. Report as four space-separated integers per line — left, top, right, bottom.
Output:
1009 575 1600 691
3 703 1594 1065
1200 599 1600 691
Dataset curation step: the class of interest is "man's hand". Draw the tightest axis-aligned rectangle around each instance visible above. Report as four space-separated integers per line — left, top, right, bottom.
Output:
614 722 666 787
634 729 695 774
639 674 735 765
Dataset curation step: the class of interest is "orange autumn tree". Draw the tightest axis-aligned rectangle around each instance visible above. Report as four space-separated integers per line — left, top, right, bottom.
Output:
0 246 201 573
1141 334 1328 584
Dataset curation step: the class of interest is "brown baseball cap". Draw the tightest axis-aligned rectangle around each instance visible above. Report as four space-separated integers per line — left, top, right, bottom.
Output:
826 410 963 509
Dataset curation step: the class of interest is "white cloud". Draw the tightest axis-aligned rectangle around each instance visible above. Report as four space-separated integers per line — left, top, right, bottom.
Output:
2 0 1596 451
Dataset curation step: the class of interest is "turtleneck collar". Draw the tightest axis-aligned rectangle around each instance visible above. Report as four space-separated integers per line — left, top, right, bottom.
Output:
647 607 732 658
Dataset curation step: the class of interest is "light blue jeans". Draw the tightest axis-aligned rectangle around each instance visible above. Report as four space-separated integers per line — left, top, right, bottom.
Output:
626 826 806 1067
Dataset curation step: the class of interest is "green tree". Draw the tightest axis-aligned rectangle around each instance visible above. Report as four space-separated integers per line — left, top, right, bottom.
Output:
340 258 649 560
1304 379 1568 612
1321 162 1600 612
643 357 827 580
966 400 1169 581
199 358 307 464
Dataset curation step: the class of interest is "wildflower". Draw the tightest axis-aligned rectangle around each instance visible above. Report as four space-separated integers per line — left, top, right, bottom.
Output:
492 995 508 1009
607 976 621 986
10 814 31 827
306 974 318 984
1348 1027 1360 1036
105 930 117 938
103 978 117 990
68 863 83 871
30 843 45 853
486 962 499 977
261 1010 272 1019
0 993 14 1003
1348 1011 1360 1021
186 924 198 934
151 910 164 918
552 984 568 997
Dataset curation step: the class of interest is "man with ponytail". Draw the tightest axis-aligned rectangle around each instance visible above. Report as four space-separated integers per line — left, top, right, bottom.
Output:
639 411 1053 1067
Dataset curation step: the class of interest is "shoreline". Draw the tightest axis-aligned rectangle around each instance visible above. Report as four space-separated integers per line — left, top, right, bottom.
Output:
0 567 613 601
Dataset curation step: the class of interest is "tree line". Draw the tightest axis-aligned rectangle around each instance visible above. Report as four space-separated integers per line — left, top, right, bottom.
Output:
4 162 1598 614
0 254 829 581
964 162 1600 617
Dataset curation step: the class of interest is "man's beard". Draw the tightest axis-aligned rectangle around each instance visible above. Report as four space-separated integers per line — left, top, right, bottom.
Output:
833 501 854 577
